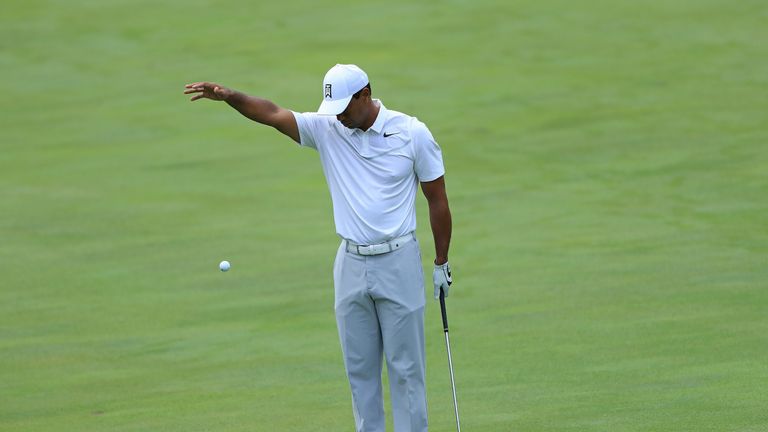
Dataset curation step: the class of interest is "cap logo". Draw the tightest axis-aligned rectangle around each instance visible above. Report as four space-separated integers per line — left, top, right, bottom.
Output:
324 84 332 99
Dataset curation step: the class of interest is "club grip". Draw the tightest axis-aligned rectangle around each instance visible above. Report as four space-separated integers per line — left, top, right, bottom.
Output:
439 288 449 332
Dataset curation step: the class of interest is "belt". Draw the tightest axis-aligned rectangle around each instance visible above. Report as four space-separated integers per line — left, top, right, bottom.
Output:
345 233 415 256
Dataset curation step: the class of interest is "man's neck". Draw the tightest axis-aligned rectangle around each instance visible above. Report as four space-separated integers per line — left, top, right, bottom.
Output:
359 100 381 132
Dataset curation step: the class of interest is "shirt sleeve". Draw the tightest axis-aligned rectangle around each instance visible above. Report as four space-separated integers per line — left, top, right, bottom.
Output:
411 120 446 182
292 111 322 150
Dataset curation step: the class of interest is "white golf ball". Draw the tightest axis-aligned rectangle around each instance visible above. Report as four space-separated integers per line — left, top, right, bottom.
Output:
219 260 231 272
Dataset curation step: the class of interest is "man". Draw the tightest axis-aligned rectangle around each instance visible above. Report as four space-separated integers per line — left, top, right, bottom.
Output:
184 64 453 432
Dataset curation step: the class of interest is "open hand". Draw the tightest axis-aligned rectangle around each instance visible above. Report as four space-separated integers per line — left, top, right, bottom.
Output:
184 82 233 101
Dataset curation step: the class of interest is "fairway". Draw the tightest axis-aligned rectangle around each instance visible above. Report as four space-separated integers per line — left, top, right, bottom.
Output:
2 1 767 431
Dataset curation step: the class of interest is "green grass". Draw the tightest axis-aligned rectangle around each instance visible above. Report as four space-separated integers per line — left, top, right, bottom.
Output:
2 0 767 431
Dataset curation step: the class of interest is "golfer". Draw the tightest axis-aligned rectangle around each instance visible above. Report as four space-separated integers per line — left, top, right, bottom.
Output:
184 64 453 432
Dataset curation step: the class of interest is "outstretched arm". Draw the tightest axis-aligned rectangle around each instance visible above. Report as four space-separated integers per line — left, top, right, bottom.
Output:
184 82 300 143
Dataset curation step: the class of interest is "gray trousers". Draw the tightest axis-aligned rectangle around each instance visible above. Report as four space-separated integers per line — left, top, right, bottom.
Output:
333 236 428 432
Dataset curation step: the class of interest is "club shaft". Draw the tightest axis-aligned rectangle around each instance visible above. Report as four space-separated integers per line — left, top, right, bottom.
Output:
444 330 461 432
440 289 461 432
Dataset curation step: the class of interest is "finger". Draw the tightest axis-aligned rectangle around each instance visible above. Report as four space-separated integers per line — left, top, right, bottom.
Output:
190 94 205 101
183 88 202 94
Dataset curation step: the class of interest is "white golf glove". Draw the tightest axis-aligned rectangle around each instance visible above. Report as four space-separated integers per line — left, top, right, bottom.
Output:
433 261 453 299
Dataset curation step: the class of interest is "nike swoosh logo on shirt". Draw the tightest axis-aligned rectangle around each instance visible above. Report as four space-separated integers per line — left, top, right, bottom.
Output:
383 132 400 138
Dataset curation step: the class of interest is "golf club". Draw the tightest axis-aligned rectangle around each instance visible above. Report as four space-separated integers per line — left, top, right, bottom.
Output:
440 287 461 432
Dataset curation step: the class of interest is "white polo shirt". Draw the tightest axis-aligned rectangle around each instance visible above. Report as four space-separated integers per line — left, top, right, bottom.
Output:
293 100 445 245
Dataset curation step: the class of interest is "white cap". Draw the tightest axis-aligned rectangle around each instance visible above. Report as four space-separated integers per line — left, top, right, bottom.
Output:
317 64 369 115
